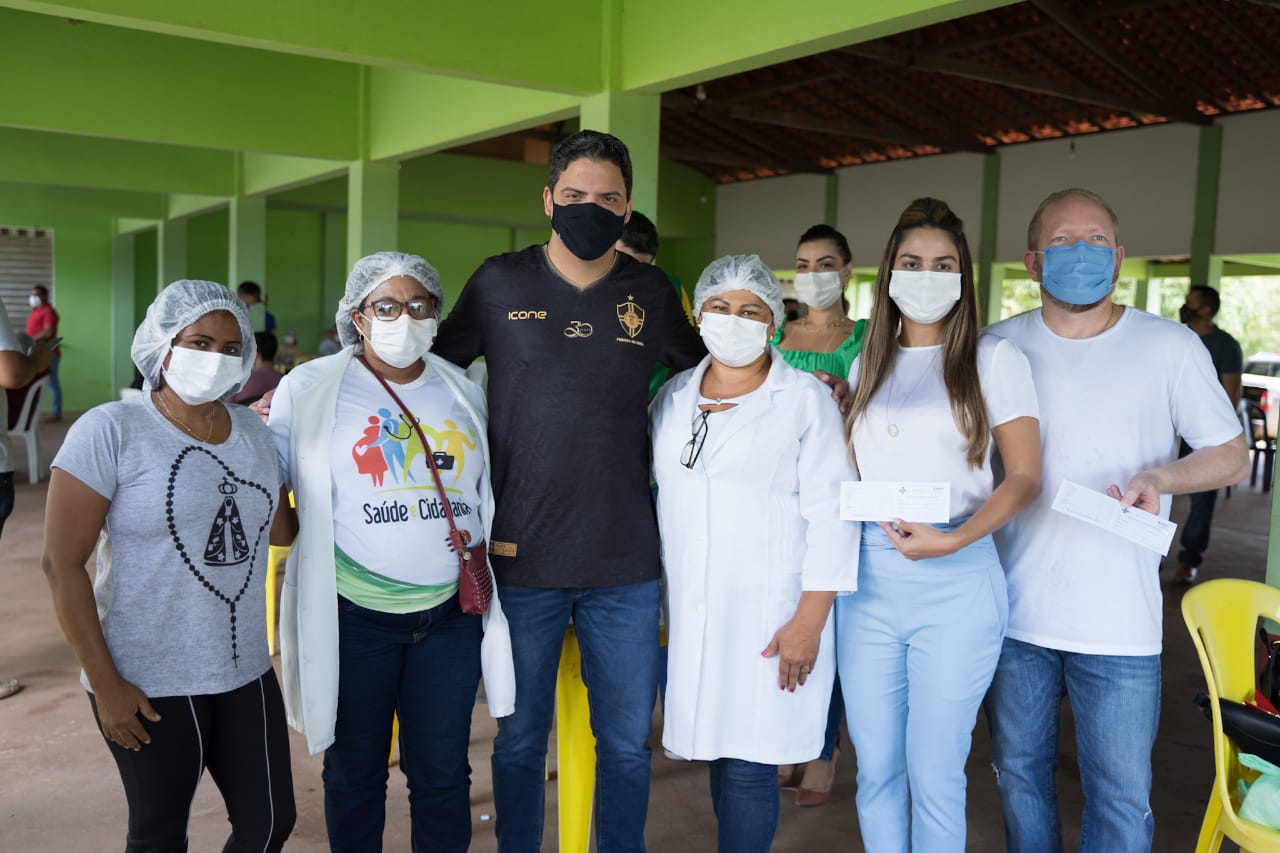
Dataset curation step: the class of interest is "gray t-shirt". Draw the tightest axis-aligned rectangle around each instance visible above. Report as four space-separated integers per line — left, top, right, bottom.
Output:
0 300 21 474
52 395 281 696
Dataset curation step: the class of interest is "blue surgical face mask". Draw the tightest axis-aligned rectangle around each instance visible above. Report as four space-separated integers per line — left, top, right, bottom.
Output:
1039 240 1116 306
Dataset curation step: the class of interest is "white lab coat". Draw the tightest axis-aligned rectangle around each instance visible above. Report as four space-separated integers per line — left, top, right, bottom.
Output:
269 347 515 756
651 348 860 765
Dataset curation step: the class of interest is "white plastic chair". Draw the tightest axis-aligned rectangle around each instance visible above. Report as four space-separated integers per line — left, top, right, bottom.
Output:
9 376 50 483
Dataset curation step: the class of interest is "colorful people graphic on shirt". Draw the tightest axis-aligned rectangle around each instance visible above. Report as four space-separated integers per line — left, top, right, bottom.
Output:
349 406 475 489
353 415 390 487
436 419 478 482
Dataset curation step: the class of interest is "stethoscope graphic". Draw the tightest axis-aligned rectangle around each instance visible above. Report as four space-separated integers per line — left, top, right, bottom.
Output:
383 412 419 440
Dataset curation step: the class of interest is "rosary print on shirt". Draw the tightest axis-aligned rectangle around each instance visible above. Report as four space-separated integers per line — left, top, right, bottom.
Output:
166 445 275 666
350 405 479 542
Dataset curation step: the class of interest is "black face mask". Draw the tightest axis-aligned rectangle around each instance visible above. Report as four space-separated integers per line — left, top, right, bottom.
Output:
551 202 626 261
1179 303 1195 324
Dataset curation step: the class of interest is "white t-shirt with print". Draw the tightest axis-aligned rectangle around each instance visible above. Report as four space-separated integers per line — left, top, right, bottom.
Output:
987 307 1243 656
849 334 1039 520
275 360 484 587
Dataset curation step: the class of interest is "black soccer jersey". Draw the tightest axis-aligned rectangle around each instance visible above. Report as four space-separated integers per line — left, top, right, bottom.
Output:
434 245 706 587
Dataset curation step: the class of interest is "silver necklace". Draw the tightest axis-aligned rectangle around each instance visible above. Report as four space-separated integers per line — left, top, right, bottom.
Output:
883 350 940 438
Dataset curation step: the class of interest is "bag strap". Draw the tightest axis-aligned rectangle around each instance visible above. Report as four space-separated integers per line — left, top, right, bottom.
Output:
355 354 472 558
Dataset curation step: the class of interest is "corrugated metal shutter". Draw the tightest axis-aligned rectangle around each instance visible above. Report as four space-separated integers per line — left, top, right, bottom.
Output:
0 226 55 340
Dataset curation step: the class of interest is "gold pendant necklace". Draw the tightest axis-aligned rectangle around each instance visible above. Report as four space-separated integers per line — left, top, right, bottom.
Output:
155 390 216 443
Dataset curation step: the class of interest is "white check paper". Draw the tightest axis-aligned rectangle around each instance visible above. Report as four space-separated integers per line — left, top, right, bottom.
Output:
1050 480 1177 556
840 481 951 523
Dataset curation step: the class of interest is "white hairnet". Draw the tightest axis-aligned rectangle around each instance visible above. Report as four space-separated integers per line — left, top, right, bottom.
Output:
692 254 784 325
131 280 255 393
336 251 444 347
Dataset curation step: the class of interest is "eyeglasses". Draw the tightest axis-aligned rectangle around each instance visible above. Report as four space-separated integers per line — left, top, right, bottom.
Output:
361 297 437 322
680 409 711 469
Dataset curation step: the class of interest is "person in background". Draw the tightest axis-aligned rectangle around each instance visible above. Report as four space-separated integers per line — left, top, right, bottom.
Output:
773 223 868 807
228 332 282 406
617 211 659 265
42 279 295 851
839 198 1041 852
1 296 53 700
1173 284 1243 584
984 188 1248 852
650 254 859 853
317 327 342 357
238 281 277 334
25 285 61 422
275 330 302 370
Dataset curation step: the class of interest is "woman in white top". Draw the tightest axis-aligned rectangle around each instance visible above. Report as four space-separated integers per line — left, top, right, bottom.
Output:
267 252 514 852
650 254 859 853
837 198 1042 852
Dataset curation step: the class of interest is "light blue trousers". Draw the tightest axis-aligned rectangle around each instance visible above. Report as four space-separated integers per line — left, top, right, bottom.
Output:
836 523 1008 853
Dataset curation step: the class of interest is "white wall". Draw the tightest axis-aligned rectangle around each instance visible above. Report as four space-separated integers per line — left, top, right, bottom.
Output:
836 152 987 264
1216 109 1280 256
996 124 1200 260
714 115 1278 266
714 173 826 268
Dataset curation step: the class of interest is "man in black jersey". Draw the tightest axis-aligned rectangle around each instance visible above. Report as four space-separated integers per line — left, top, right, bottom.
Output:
433 130 705 852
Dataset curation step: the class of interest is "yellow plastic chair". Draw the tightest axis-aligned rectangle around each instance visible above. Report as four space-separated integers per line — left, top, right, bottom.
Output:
1182 578 1280 852
556 627 596 853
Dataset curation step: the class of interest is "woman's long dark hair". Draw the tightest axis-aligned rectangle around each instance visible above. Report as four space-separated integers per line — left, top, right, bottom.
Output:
845 197 990 468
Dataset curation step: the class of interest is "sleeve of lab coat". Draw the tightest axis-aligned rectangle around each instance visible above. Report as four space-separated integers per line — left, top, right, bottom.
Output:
795 380 861 593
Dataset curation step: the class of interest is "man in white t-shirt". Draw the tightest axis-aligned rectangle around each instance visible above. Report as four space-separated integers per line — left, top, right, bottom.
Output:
984 188 1248 852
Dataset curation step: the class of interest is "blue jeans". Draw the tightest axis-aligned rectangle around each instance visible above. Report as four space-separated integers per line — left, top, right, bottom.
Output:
708 758 777 853
821 676 843 762
838 524 1007 853
323 594 482 853
491 580 660 853
985 638 1161 853
1178 488 1217 568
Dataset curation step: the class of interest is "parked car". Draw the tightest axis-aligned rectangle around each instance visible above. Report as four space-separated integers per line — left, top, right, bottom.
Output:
1243 353 1280 440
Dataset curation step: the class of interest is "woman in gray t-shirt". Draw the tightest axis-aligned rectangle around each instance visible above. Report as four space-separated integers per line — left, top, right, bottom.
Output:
43 280 295 852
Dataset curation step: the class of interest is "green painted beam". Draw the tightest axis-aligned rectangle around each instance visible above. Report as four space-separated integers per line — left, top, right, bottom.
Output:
1 0 602 93
241 153 347 197
0 181 166 219
366 69 579 162
168 194 229 220
620 0 1019 92
115 218 159 236
346 161 399 269
0 9 360 158
0 127 236 195
976 152 1002 324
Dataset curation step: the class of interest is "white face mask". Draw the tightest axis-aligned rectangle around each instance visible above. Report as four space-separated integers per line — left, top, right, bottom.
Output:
793 271 843 309
699 312 769 368
28 294 42 308
889 270 962 324
362 314 438 369
163 346 245 405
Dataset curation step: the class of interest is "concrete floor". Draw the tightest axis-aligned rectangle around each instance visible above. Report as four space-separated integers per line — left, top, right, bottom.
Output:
1 415 1271 851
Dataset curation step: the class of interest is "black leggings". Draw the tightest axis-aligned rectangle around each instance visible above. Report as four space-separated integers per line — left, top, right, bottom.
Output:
89 669 296 853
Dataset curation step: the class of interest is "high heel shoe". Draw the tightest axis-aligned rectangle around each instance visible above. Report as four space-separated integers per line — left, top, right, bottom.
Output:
794 748 839 807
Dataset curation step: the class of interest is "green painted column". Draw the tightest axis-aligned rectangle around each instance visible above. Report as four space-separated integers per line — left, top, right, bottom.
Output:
580 91 661 222
1189 124 1223 287
323 212 347 323
111 230 136 393
157 217 187 289
346 160 400 270
1130 259 1158 313
976 153 1003 325
229 195 266 288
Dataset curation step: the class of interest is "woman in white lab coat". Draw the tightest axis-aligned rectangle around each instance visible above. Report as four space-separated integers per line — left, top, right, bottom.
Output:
650 254 860 853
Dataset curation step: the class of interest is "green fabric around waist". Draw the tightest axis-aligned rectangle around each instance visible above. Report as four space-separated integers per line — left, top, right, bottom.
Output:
335 544 457 614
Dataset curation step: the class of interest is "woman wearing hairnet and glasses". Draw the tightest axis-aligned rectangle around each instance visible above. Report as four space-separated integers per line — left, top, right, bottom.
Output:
265 251 514 852
42 279 296 852
649 254 860 853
